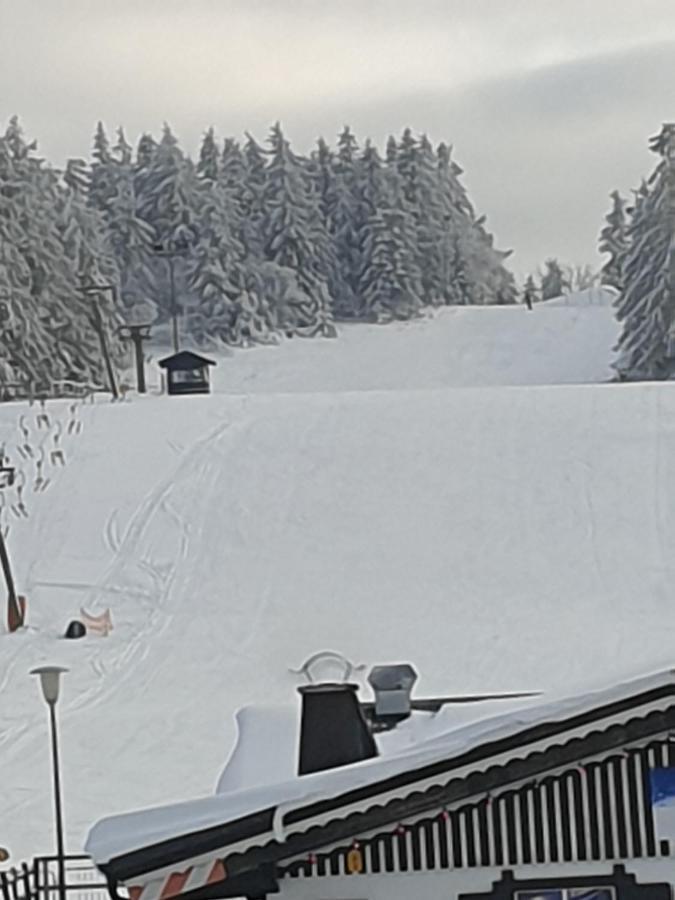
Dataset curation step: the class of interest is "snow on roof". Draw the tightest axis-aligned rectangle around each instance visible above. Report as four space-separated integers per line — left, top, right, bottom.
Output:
85 666 675 867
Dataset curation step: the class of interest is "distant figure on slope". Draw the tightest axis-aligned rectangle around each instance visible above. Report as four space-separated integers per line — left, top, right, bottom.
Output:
522 275 538 311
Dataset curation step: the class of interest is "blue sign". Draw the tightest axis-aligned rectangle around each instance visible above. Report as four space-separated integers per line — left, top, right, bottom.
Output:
649 767 675 807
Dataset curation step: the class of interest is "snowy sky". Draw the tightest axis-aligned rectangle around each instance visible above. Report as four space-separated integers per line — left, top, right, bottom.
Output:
1 0 674 274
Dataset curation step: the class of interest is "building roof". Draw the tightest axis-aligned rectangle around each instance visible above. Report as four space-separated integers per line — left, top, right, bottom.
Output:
87 666 675 894
158 351 216 370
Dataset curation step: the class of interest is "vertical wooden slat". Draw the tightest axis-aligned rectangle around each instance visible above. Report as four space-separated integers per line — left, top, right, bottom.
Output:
513 792 524 864
498 796 510 864
566 774 579 861
540 781 551 862
418 822 429 871
448 811 459 868
594 764 607 859
432 819 443 870
486 797 497 865
526 785 538 862
472 806 482 867
405 827 415 870
391 830 400 872
552 778 565 862
458 808 469 868
619 755 634 858
606 757 621 858
631 750 647 857
579 766 593 860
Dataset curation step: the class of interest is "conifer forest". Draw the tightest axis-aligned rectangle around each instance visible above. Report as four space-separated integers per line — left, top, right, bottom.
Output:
0 119 518 393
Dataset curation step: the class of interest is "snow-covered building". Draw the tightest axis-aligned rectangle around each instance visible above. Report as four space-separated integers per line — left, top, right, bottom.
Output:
87 664 675 900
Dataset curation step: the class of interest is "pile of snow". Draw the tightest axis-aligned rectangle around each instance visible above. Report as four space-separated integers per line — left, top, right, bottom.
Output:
1 295 659 862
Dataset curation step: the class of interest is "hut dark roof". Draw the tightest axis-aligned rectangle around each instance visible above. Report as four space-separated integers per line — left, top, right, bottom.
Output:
158 351 216 370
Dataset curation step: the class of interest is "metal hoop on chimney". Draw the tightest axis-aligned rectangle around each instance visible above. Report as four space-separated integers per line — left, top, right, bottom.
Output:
290 650 366 685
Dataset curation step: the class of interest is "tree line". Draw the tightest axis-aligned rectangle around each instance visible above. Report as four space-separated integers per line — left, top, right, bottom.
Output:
0 117 517 392
599 123 675 380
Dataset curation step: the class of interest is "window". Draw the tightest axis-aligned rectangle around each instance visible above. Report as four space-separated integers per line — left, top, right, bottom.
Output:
516 888 616 900
171 368 205 384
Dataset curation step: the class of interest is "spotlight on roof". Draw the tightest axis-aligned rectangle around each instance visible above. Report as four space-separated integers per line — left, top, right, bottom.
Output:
368 663 418 724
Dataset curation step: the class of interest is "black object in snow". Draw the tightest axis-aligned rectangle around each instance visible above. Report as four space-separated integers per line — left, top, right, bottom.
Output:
64 620 86 639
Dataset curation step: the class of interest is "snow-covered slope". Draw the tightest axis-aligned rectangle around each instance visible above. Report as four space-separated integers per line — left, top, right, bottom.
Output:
3 296 665 862
212 299 619 393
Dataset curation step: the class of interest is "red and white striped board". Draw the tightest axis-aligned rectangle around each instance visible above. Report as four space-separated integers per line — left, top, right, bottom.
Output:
128 859 227 900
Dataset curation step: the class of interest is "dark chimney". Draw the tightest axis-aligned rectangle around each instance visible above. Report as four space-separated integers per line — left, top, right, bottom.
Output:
298 683 378 776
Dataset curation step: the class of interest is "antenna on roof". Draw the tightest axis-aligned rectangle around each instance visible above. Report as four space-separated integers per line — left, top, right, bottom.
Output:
290 650 366 685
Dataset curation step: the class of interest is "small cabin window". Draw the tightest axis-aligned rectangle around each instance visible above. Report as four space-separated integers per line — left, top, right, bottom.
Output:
172 368 206 384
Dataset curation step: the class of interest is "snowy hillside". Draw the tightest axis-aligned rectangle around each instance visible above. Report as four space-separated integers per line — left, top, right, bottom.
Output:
213 294 619 393
3 295 666 863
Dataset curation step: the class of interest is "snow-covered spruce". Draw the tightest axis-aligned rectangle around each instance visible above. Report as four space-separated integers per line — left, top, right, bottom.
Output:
613 124 675 381
599 190 628 292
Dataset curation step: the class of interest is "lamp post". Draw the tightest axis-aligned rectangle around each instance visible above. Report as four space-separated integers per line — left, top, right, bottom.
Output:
31 666 69 900
0 460 21 632
76 283 119 400
153 241 189 354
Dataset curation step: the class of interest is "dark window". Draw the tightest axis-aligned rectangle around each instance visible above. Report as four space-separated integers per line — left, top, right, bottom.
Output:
516 887 616 900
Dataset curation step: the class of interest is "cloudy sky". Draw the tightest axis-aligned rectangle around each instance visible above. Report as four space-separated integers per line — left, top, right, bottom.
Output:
2 0 674 273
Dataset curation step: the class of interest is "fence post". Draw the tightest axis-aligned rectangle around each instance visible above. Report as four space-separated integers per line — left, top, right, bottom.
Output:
20 864 32 900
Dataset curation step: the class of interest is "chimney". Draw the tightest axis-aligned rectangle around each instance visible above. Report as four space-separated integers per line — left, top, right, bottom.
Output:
298 683 378 776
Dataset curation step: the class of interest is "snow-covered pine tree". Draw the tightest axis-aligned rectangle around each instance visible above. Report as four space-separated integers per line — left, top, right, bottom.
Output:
327 127 362 317
599 190 627 290
88 125 155 316
0 118 121 391
404 133 447 305
187 129 244 345
240 133 267 261
613 124 675 380
261 123 335 337
187 129 276 347
436 142 476 304
197 127 220 182
540 258 570 300
60 158 119 287
304 138 344 319
133 125 200 329
613 182 649 333
358 160 423 322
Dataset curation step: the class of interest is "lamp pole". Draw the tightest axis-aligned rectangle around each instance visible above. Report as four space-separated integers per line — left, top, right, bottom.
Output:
153 241 189 354
0 461 21 632
76 283 119 400
31 666 69 900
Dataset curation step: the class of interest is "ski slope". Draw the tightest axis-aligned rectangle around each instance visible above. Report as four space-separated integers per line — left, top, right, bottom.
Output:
5 294 673 862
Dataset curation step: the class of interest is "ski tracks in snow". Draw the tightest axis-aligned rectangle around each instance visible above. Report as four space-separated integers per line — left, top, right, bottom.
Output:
56 416 238 717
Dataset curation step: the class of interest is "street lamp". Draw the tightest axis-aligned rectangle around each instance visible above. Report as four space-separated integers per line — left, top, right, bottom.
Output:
31 666 69 900
153 240 189 354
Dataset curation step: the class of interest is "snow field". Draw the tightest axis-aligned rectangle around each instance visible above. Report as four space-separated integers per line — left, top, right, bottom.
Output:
1 296 658 862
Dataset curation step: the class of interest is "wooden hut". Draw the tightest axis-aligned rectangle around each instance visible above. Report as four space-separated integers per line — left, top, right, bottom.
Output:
158 351 216 396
